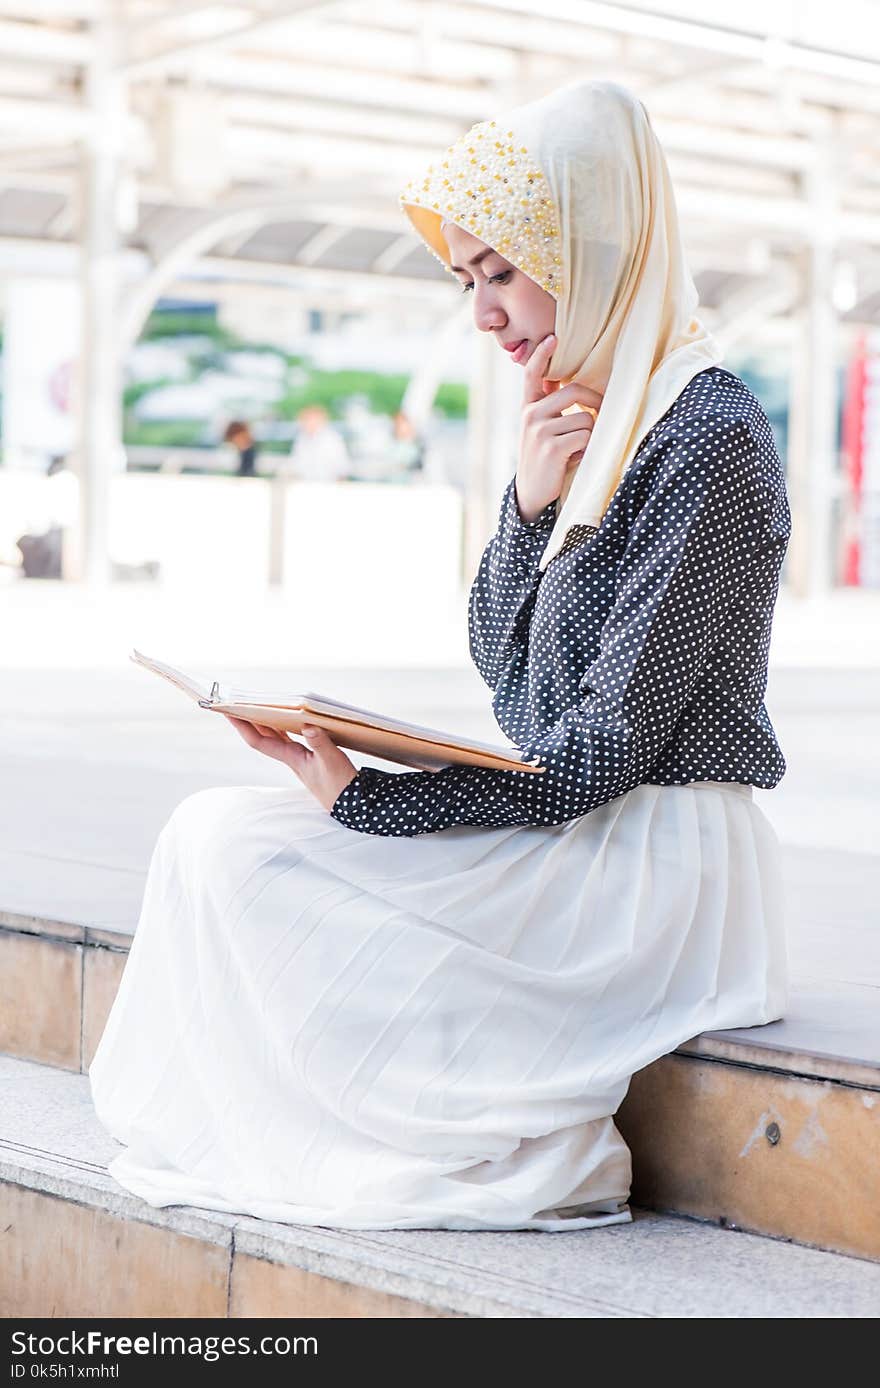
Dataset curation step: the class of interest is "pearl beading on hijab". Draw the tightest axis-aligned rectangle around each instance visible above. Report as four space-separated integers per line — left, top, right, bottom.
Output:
399 78 725 569
400 120 563 297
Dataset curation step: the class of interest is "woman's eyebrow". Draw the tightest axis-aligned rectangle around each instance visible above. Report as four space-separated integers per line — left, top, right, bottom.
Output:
449 248 496 272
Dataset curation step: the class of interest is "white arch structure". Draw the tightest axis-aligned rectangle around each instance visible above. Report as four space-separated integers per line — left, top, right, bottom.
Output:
3 1 880 591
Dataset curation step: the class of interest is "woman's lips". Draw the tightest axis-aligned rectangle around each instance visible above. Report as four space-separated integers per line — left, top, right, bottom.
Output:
509 340 529 364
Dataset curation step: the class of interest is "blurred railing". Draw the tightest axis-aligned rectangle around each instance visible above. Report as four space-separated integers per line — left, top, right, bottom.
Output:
0 467 465 603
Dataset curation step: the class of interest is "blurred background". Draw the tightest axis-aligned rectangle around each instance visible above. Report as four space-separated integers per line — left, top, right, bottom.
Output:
0 1 877 887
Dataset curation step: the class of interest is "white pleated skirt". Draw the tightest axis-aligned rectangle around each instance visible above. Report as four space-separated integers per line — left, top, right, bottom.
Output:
88 777 788 1233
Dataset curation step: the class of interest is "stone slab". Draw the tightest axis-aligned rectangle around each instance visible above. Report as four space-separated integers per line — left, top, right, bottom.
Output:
6 914 878 1091
228 1253 458 1318
2 1055 880 1318
0 927 82 1070
0 1183 230 1318
618 1053 880 1260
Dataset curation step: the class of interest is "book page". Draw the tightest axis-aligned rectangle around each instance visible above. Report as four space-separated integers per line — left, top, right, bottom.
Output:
131 650 540 768
234 690 525 761
208 701 544 774
130 649 211 703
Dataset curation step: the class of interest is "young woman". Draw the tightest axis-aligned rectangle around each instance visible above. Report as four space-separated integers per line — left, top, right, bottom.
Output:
89 79 791 1233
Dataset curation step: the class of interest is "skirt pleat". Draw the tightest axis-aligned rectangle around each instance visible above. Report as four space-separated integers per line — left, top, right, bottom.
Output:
88 778 787 1232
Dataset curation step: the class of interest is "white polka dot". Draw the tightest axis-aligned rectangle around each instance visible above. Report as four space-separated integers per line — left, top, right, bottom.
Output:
330 367 791 835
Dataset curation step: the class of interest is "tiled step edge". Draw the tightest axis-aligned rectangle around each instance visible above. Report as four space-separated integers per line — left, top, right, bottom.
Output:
4 1057 880 1319
3 911 880 1264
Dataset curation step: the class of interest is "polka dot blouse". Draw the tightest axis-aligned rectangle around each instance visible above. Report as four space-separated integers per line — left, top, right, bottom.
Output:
329 366 791 837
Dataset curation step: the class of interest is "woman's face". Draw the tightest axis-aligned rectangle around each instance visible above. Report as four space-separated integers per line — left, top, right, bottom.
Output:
441 222 556 367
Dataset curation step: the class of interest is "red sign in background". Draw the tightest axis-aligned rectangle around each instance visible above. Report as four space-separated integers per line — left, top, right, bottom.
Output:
841 331 880 587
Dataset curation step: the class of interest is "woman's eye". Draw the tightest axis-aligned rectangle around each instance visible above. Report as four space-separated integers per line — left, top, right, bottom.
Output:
459 271 512 294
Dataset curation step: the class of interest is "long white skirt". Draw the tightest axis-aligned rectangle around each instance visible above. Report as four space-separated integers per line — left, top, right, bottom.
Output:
88 778 787 1233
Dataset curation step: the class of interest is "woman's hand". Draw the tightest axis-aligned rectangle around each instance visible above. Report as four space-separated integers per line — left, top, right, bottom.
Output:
514 333 604 522
222 715 359 813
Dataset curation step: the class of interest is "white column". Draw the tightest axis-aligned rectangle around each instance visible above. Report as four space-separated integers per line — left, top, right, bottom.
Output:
786 140 839 598
463 332 520 584
463 332 491 585
72 2 126 584
268 475 287 586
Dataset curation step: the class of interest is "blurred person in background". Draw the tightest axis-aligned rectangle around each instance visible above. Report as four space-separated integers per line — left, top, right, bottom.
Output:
222 419 260 477
285 403 350 481
387 409 425 481
15 453 77 579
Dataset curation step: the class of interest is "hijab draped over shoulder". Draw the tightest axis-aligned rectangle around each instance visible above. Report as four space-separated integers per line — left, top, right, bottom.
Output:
398 77 724 570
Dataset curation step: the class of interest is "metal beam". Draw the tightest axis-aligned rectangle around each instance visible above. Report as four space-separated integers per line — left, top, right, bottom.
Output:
469 0 880 90
0 17 92 64
713 272 801 352
122 0 362 79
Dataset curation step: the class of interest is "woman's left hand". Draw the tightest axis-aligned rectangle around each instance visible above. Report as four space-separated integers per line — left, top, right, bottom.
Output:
222 715 359 813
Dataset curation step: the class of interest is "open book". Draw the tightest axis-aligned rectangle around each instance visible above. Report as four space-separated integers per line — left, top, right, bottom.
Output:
131 650 546 775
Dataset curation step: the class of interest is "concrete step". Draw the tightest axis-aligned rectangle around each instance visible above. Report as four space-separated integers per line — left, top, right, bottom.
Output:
2 1054 879 1319
2 906 879 1265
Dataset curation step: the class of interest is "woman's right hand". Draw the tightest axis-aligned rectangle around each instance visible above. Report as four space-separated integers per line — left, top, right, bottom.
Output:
514 333 604 523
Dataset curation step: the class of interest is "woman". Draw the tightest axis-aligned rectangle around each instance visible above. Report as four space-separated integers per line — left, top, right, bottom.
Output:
89 79 791 1233
222 420 259 478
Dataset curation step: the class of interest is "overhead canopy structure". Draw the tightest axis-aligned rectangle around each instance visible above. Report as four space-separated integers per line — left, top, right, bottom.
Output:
2 0 880 591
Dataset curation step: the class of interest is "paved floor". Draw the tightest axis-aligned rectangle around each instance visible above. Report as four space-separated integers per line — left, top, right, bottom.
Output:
1 574 878 1070
2 652 878 1072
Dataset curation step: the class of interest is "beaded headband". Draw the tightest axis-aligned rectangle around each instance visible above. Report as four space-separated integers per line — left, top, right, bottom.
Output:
398 118 563 299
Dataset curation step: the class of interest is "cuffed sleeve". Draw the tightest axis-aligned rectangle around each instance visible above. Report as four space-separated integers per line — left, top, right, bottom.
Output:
329 413 771 836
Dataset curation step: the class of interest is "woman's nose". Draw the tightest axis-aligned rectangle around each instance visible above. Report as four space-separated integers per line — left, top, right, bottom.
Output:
472 292 505 334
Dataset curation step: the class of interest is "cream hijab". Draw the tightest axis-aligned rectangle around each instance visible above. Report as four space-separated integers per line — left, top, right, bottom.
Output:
399 78 724 571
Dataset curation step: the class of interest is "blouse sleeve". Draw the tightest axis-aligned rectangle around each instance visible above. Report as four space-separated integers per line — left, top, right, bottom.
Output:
328 413 770 837
467 476 558 690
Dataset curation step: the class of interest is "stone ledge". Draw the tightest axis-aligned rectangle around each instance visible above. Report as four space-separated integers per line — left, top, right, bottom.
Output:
3 1055 880 1319
617 1053 880 1261
3 916 880 1262
5 1054 877 1315
4 911 878 1092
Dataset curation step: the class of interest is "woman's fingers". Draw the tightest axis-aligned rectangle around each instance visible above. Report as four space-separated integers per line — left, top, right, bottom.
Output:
223 714 289 747
540 411 598 442
553 431 593 465
529 413 595 466
219 715 357 811
522 333 604 415
225 716 308 771
514 333 603 525
523 334 558 405
223 713 259 743
532 380 603 416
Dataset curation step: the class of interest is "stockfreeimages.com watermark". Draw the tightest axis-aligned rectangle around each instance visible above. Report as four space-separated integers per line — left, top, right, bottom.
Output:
10 1331 316 1367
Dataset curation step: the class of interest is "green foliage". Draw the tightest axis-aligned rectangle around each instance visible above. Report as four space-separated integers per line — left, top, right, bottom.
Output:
254 439 292 455
133 310 469 425
140 310 307 365
276 371 468 421
276 370 408 420
123 376 179 409
433 382 468 419
123 420 206 447
140 311 234 348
